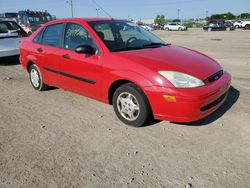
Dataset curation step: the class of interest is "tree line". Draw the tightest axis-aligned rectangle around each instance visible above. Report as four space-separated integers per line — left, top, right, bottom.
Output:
154 12 250 24
208 12 250 20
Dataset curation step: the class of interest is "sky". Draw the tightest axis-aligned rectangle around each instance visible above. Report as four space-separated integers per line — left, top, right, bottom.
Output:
0 0 250 20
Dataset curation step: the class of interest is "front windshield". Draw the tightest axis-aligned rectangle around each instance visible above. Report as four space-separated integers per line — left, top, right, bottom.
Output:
88 21 167 52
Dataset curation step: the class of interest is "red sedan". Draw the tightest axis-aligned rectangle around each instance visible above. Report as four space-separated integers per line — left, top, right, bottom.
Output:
20 18 231 127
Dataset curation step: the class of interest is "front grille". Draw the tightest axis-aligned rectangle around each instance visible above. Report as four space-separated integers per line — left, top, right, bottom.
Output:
204 70 224 84
200 92 227 112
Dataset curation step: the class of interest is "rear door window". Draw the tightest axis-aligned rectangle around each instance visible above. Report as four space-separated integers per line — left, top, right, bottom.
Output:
41 23 63 47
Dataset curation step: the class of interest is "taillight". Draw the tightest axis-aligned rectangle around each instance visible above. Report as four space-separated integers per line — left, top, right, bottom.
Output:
18 31 28 38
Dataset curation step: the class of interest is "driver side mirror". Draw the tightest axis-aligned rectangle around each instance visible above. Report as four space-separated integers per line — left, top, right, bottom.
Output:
75 45 96 55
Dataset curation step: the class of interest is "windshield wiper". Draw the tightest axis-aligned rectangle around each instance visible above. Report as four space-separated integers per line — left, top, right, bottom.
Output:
143 42 168 48
112 46 144 52
112 43 169 52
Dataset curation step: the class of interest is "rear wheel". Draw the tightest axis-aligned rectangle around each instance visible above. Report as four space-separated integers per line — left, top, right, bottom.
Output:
165 27 169 31
29 64 48 91
245 24 250 30
112 83 152 127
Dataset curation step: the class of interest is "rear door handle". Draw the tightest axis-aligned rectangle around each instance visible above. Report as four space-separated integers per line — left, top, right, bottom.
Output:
62 54 71 59
37 48 43 52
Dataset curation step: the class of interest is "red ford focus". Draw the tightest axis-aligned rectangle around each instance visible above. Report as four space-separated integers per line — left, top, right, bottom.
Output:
20 18 231 127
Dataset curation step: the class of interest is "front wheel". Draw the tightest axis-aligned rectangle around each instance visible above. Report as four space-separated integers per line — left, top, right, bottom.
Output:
112 83 152 127
29 64 48 91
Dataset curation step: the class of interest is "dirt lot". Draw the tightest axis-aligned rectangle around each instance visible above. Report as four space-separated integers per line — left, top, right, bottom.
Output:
0 28 250 188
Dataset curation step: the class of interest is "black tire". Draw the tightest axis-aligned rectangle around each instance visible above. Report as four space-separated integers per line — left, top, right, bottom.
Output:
29 64 48 91
245 24 250 30
112 83 152 127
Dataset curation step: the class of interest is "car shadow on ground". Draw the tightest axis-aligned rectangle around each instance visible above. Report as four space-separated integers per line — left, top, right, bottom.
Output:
0 56 20 66
171 86 240 126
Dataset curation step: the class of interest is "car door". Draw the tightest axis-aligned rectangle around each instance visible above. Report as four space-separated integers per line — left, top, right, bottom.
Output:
59 22 103 99
172 24 178 30
37 23 63 87
168 24 173 30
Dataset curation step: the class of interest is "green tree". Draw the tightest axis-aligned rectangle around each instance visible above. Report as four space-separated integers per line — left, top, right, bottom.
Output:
154 15 166 25
172 19 181 23
239 13 250 19
209 12 236 20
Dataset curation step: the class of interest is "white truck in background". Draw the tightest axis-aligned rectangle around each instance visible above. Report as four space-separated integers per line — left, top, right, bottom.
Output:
233 20 250 29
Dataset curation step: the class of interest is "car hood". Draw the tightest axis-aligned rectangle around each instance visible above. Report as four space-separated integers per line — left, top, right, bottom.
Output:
115 45 222 80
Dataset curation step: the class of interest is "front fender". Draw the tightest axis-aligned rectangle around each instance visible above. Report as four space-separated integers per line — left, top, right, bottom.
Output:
100 70 154 103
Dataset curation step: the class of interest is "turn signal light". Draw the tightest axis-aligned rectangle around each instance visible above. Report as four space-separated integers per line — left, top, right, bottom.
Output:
163 95 176 102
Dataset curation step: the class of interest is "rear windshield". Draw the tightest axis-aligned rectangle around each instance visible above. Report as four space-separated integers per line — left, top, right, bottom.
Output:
5 13 18 18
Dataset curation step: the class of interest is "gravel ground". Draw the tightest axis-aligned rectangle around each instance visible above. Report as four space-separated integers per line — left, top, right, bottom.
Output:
0 28 250 188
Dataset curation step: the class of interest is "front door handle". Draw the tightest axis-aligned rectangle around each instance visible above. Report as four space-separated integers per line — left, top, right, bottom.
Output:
62 54 71 59
37 48 43 52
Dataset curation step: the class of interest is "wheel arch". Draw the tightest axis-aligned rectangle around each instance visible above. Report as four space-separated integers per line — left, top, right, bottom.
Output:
27 61 35 72
106 70 154 105
108 79 134 104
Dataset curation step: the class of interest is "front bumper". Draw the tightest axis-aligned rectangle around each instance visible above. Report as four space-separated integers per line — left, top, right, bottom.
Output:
143 71 231 122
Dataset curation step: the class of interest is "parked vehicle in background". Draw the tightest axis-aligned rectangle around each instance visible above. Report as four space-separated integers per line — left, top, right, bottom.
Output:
240 21 250 30
152 23 164 30
224 21 235 30
233 21 243 28
0 12 18 22
0 20 28 58
203 20 234 31
140 24 154 31
20 18 231 127
163 23 187 31
0 10 55 34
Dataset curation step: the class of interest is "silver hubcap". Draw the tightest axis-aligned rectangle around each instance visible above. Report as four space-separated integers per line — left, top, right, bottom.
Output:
117 92 140 121
30 69 40 87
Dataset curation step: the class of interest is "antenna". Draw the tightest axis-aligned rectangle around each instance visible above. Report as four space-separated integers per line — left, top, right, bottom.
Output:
92 0 113 18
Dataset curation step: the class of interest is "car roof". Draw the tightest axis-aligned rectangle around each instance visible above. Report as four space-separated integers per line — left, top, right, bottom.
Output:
46 17 123 25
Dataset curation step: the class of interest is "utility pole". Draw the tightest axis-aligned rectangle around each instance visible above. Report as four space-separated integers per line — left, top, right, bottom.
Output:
206 10 208 20
67 0 74 18
96 8 100 17
177 9 180 20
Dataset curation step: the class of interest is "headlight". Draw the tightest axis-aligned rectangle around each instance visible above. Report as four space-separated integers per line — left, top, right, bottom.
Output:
158 71 205 88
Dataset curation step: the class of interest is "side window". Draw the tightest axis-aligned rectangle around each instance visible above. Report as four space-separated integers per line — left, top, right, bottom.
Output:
64 23 96 50
41 24 63 47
